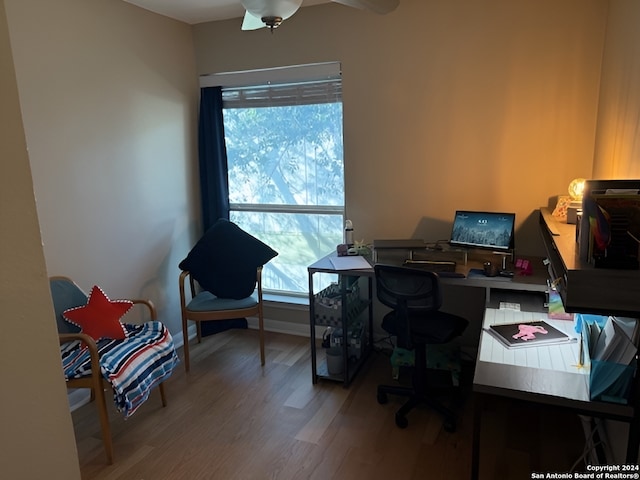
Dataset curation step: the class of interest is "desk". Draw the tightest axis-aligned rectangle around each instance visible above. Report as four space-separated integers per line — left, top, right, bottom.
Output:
438 256 548 307
471 308 638 479
374 241 548 301
307 251 548 386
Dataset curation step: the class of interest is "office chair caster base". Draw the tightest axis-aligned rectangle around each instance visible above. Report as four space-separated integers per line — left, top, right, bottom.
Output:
377 391 388 404
395 413 408 429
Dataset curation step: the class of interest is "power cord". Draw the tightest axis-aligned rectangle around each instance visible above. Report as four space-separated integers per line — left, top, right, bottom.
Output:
373 334 395 355
570 416 609 471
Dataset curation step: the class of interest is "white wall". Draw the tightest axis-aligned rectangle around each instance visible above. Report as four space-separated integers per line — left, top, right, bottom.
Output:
5 0 200 338
0 0 80 477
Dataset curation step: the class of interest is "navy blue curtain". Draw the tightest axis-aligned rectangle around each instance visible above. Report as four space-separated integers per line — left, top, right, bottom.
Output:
197 86 247 336
198 86 230 231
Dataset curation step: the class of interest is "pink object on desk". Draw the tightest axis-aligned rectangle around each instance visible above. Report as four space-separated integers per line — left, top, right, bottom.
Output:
512 324 548 341
515 258 532 275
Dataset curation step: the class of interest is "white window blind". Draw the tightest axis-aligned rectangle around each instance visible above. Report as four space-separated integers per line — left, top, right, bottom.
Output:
200 61 342 107
222 80 342 108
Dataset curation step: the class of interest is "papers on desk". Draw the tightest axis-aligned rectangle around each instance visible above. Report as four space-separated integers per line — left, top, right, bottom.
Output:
499 302 520 311
581 315 638 403
481 310 636 404
329 255 371 270
591 316 637 365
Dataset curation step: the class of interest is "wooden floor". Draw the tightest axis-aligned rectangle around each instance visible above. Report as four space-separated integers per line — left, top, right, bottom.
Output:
73 329 586 479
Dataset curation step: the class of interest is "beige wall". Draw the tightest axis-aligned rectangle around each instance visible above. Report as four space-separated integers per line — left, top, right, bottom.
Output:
194 0 607 256
5 0 200 337
0 0 80 477
3 0 199 473
593 0 640 178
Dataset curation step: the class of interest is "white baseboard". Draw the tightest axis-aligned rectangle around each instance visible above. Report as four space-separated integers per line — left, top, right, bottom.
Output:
173 318 317 347
248 317 325 338
68 388 91 412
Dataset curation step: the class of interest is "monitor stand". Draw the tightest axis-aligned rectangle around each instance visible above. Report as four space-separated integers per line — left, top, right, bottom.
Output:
493 250 515 272
439 245 469 265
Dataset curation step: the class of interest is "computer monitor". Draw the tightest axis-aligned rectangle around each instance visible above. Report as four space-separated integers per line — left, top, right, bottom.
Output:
449 210 515 251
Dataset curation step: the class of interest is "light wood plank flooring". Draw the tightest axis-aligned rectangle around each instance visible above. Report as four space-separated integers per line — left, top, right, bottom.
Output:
73 329 586 479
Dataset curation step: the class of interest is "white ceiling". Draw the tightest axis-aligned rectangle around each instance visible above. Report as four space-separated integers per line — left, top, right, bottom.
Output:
123 0 331 25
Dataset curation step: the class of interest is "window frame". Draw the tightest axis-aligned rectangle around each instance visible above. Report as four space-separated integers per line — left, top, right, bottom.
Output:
202 62 345 298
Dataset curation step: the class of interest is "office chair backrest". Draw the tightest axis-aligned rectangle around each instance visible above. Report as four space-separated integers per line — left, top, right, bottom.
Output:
374 264 443 314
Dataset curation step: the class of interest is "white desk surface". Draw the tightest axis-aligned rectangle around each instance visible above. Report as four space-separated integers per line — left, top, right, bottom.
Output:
474 308 634 418
476 308 589 402
479 308 582 374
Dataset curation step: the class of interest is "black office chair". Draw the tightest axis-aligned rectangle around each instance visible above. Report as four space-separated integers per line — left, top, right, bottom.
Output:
374 263 468 431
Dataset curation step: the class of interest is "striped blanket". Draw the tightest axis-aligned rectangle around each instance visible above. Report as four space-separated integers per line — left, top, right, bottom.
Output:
61 321 179 418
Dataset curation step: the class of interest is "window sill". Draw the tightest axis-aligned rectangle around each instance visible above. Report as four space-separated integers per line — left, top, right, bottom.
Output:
264 292 309 309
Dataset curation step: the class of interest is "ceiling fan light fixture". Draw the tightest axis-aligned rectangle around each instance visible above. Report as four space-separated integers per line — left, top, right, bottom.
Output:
240 0 399 31
241 0 302 29
261 15 283 31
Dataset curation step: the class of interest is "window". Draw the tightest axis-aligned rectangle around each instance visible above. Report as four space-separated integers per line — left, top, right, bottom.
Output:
217 63 344 297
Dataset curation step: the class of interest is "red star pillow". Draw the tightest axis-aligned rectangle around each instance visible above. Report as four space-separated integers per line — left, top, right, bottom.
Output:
63 285 132 341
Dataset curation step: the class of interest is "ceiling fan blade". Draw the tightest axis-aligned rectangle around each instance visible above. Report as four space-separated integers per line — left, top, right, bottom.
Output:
241 10 267 30
331 0 399 14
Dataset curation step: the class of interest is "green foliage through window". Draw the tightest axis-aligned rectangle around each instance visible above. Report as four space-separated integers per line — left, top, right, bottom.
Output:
223 101 345 295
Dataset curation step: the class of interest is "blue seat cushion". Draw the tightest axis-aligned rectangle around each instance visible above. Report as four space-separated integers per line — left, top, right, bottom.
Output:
187 291 259 312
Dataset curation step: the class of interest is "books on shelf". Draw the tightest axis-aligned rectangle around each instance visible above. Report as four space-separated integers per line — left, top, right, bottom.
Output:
487 320 576 349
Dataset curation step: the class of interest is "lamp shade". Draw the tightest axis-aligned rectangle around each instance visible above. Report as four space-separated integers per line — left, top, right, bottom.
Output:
241 0 303 21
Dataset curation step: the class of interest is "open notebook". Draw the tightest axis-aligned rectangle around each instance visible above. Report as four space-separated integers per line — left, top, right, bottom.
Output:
487 320 576 349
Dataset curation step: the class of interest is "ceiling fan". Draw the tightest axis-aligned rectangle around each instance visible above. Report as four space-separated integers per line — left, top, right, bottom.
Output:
240 0 399 31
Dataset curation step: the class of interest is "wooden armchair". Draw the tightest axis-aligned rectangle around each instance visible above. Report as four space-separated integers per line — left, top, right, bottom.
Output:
179 266 265 371
50 276 178 464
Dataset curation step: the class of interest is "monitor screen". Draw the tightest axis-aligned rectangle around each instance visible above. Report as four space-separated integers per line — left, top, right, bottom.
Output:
449 211 515 251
